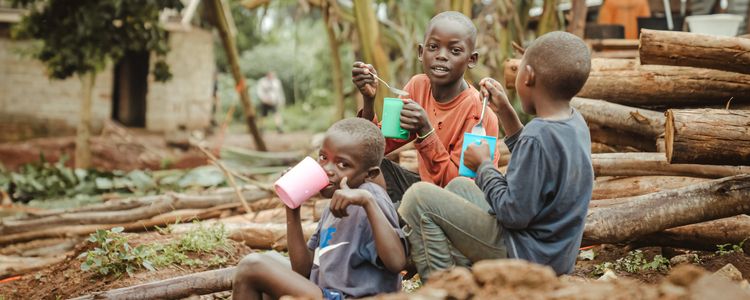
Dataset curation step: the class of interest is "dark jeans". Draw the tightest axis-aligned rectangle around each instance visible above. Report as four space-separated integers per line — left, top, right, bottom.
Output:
379 159 421 208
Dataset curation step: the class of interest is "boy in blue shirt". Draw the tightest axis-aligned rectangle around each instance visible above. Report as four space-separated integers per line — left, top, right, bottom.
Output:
398 31 594 278
233 118 407 299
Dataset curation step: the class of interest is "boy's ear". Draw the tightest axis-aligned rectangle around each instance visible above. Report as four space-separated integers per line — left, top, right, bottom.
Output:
366 166 381 180
468 51 479 69
524 65 536 87
417 44 424 62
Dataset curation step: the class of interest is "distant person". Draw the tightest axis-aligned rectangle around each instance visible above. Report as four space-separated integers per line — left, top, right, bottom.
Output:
257 71 285 133
598 0 651 39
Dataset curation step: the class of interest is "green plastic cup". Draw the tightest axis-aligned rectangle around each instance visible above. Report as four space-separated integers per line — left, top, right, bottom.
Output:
381 97 410 140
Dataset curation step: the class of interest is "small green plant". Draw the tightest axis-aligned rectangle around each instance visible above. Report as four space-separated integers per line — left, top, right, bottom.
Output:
80 223 232 277
591 250 670 277
716 238 747 256
78 227 156 277
402 274 422 293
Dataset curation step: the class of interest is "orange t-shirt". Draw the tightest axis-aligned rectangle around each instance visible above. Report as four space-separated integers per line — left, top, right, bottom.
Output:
598 0 651 39
384 74 502 187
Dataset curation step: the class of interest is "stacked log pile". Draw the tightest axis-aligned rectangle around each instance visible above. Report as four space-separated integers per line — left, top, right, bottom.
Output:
502 29 750 250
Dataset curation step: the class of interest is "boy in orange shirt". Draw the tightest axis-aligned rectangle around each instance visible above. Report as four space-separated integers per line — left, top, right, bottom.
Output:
352 11 501 204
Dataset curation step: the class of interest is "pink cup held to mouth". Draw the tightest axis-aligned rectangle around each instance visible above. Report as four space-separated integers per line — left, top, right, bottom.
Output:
274 157 329 209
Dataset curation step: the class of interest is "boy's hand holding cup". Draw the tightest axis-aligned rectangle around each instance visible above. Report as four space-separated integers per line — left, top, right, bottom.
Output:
464 140 492 172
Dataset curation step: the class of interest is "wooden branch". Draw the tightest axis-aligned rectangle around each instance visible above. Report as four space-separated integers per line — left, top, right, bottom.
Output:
639 29 750 75
0 255 66 279
194 142 253 214
566 0 586 38
504 58 750 107
0 187 270 235
632 215 750 252
582 174 750 246
665 109 750 165
572 97 665 139
71 267 236 300
592 176 709 200
592 152 750 178
589 124 656 152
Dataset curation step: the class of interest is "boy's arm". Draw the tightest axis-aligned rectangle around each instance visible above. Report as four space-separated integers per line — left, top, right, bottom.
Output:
329 179 407 273
481 78 523 138
352 62 378 121
286 207 315 277
475 137 546 229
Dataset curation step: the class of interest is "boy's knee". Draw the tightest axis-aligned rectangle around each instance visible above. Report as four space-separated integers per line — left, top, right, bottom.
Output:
445 177 474 191
235 253 268 281
399 182 436 215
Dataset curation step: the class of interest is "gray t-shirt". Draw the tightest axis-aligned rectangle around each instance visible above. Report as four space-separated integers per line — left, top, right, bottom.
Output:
307 182 406 298
476 109 593 275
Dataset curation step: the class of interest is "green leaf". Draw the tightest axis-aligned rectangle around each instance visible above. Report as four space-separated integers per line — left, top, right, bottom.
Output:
142 260 155 272
111 227 124 233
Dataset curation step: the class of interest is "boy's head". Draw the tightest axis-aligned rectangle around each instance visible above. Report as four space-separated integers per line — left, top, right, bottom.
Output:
516 31 591 114
419 11 478 87
318 118 385 198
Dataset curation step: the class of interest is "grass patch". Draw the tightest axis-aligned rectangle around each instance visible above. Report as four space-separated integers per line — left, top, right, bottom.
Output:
79 222 232 278
592 250 670 277
716 238 747 256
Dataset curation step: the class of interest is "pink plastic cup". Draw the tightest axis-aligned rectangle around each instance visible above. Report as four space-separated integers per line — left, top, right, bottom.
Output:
274 156 329 209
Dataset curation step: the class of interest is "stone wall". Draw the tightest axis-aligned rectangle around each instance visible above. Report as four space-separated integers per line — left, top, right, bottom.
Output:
146 28 215 132
0 38 113 142
0 27 215 142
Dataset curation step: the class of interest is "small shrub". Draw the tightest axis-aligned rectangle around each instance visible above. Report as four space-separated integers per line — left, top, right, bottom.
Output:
591 250 671 277
716 238 747 256
78 227 156 277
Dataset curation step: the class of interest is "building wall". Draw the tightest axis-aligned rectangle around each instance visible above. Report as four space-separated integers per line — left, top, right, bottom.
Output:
0 27 215 142
0 38 113 142
146 28 215 132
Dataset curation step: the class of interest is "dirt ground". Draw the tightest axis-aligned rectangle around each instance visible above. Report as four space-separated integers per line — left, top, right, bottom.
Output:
0 231 253 300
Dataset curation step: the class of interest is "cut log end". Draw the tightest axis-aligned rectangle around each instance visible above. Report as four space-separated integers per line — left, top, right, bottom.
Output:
665 109 675 163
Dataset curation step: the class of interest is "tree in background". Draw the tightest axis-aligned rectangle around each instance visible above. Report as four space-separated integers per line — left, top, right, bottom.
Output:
11 0 183 168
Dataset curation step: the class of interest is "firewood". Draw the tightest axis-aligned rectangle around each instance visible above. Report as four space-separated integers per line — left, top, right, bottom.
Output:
70 267 236 300
504 58 750 107
589 124 657 152
582 174 750 246
631 215 750 252
665 109 750 165
592 176 709 200
0 186 271 235
592 153 750 178
639 29 750 75
572 98 664 139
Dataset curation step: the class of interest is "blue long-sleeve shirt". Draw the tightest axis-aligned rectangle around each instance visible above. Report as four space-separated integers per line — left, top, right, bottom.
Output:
475 109 593 275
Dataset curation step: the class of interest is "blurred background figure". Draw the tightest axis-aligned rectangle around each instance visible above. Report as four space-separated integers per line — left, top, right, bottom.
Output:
598 0 652 39
257 71 286 133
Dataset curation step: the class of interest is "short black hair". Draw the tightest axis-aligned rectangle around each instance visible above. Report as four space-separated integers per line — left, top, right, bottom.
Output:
426 11 477 48
523 31 591 99
327 118 385 170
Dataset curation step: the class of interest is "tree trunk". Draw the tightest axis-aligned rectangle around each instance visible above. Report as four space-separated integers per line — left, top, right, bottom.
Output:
631 215 750 252
566 0 587 38
582 174 750 246
353 0 391 118
323 1 346 121
639 29 750 75
592 153 750 178
589 124 656 152
70 267 236 300
592 176 709 200
75 72 95 169
210 0 267 151
503 58 750 107
537 0 561 36
665 109 750 165
572 97 665 139
0 187 271 236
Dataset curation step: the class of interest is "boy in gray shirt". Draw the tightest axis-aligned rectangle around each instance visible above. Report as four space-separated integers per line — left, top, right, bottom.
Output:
398 31 593 278
233 118 407 299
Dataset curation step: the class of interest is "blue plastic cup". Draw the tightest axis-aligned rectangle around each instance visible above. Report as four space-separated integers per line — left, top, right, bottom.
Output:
459 133 497 178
